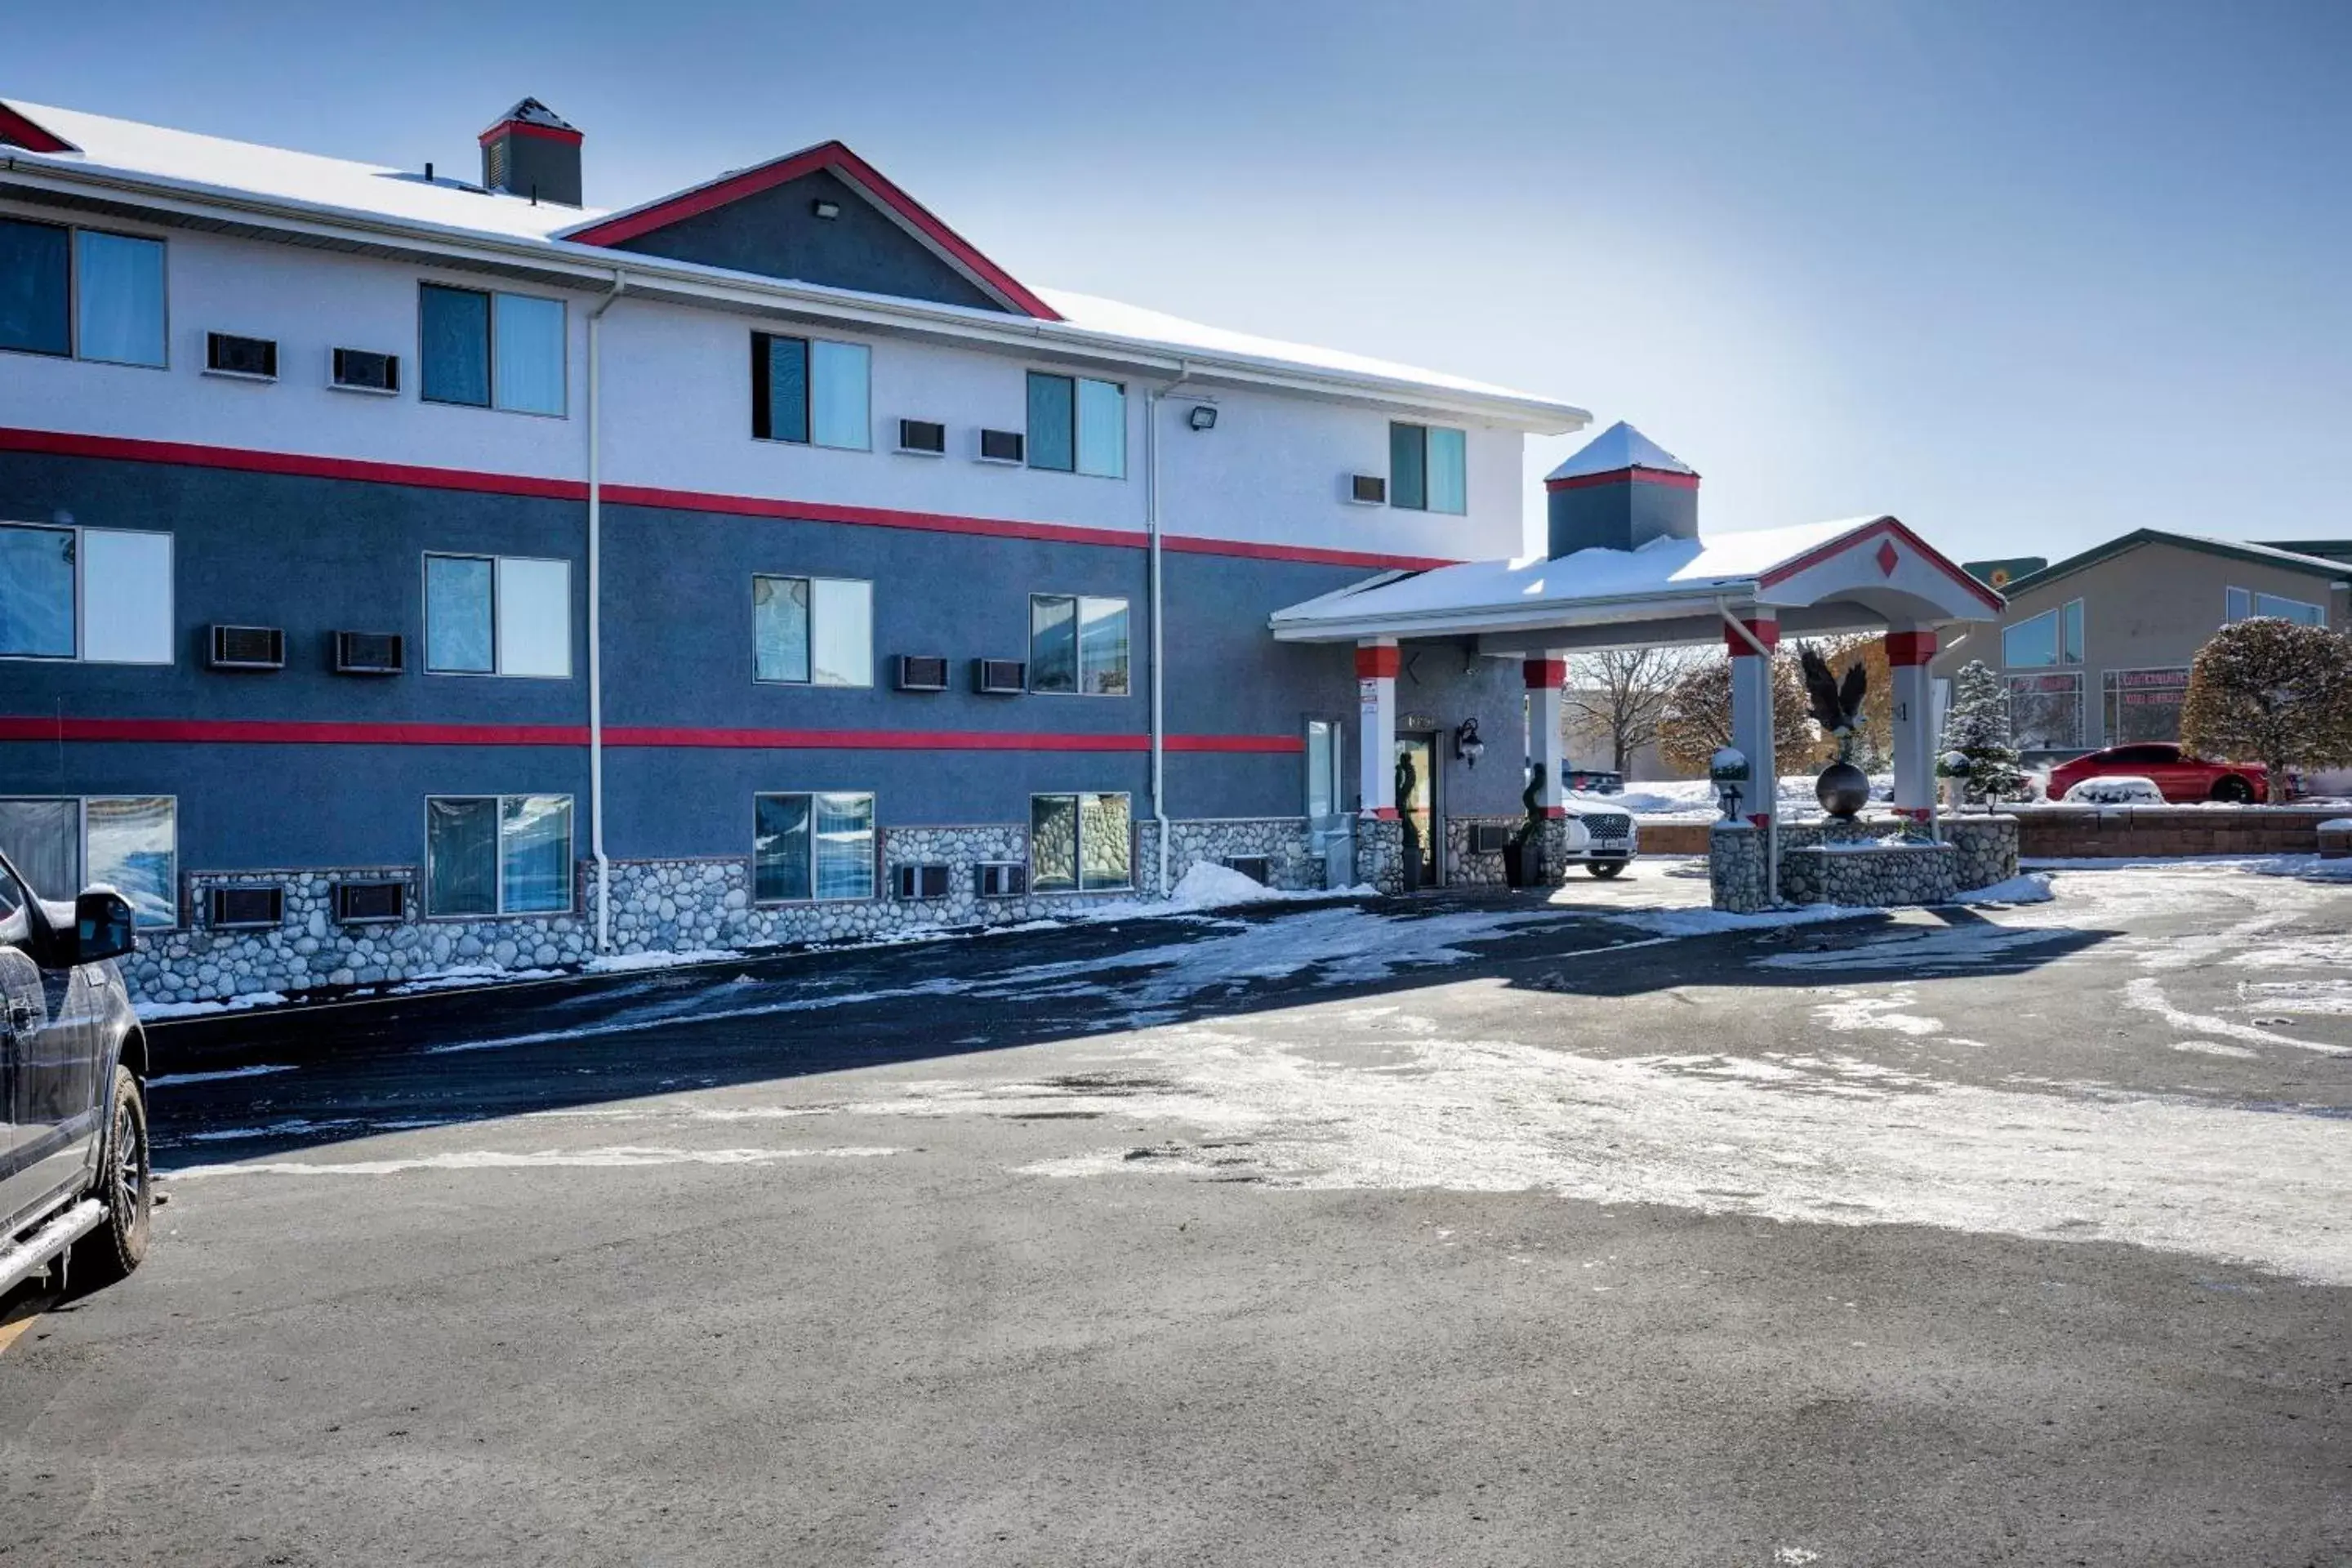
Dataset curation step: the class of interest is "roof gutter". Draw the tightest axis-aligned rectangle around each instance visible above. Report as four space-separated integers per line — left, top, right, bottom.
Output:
0 156 1585 430
1268 580 1761 643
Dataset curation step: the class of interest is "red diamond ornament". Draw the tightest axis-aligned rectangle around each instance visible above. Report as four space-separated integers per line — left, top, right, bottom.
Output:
1874 539 1900 577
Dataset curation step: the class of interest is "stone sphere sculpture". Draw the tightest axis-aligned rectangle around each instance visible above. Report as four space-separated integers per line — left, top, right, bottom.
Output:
1797 641 1873 821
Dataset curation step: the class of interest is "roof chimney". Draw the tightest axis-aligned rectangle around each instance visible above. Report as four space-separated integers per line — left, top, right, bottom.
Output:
479 98 581 207
1544 421 1699 559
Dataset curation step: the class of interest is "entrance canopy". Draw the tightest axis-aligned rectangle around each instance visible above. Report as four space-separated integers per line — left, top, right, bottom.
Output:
1269 514 2003 655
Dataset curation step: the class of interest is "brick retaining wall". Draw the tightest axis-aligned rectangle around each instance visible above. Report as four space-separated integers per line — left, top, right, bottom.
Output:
2005 806 2341 858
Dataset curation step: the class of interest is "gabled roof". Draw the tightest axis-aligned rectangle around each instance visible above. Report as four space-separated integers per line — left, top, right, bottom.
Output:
560 139 1060 320
0 101 75 154
1545 420 1697 483
2000 528 2352 599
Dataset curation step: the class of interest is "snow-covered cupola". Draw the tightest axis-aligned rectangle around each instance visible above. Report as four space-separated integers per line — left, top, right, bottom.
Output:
479 98 582 207
1544 421 1699 559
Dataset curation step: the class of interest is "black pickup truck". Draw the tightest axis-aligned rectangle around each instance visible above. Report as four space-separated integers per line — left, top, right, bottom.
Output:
0 848 151 1300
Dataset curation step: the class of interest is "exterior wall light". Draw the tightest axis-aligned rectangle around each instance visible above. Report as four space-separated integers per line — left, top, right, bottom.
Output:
1187 404 1218 432
811 199 842 220
1454 717 1486 768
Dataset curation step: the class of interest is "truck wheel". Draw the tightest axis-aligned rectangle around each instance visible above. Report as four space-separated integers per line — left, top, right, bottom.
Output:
1588 861 1626 880
71 1066 150 1290
2210 776 2255 804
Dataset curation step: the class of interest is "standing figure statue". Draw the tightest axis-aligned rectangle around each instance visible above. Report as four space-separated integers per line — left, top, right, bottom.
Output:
1395 750 1423 891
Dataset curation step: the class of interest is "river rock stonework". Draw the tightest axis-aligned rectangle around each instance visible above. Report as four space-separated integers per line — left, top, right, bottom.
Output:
1353 816 1406 895
1706 812 2021 914
1442 816 1520 889
1708 823 1770 913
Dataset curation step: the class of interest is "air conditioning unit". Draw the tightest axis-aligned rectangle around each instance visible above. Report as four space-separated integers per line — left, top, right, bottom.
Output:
974 862 1027 899
897 418 947 456
209 624 286 670
333 880 406 924
973 657 1027 695
1469 824 1514 855
892 863 952 900
333 630 405 675
1223 855 1272 885
331 347 400 394
894 654 949 693
1348 474 1388 506
207 885 284 929
978 428 1025 464
205 332 278 381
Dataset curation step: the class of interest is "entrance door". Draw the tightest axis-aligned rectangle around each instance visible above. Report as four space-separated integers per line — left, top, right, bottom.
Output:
1396 733 1440 888
1304 719 1353 889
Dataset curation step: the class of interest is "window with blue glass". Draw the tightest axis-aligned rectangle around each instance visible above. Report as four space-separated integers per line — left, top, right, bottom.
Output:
1389 422 1467 514
1028 594 1129 696
754 792 876 902
421 283 565 413
1026 372 1125 478
2002 599 2084 668
751 332 870 449
0 217 164 366
2226 585 2326 628
425 795 573 917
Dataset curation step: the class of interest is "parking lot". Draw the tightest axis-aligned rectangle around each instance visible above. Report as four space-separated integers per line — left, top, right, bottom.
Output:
2 861 2348 1566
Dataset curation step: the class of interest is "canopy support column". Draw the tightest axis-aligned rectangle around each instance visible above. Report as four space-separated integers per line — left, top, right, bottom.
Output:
1886 627 1939 817
1356 640 1399 819
1525 654 1568 815
1724 611 1780 822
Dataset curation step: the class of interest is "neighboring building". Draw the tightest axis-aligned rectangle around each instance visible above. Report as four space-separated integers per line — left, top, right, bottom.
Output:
1932 529 2352 762
0 95 1589 1002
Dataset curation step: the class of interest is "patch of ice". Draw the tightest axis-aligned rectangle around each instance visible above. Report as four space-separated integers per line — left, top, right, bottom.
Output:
2123 977 2339 1054
581 948 743 973
1815 990 1944 1037
2238 979 2352 1015
136 991 288 1022
2171 1041 2260 1059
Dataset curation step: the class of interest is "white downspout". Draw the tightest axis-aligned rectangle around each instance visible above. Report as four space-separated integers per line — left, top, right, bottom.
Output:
1146 361 1199 898
586 273 627 951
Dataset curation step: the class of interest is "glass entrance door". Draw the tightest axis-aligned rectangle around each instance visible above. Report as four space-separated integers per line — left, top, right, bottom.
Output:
1396 733 1439 887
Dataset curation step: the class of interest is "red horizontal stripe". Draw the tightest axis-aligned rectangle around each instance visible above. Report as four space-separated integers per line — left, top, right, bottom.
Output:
0 428 1455 572
0 716 1303 754
1544 466 1701 492
479 120 584 146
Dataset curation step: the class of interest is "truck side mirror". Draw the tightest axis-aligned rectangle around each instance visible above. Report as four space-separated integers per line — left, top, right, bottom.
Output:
73 889 136 964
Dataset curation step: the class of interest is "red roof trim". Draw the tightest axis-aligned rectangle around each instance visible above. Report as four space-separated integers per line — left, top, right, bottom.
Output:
560 140 1062 322
0 716 1303 754
0 104 78 155
1756 516 2007 612
479 119 583 147
1544 466 1700 493
0 427 1455 574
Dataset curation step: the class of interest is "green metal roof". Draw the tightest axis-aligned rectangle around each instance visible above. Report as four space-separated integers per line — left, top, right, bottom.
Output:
1998 529 2350 599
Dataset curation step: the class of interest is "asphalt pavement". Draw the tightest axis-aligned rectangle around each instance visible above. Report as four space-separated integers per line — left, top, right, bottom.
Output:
2 862 2347 1566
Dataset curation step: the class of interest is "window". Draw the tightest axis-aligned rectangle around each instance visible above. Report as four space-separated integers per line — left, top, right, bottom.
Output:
2002 599 2083 668
0 218 165 367
2101 669 2191 746
425 554 571 678
0 795 178 927
754 792 876 902
1026 372 1125 478
0 523 173 664
2007 673 2083 751
425 795 573 916
753 575 872 686
1306 719 1346 820
1030 793 1133 893
751 332 871 450
1028 594 1129 696
1388 422 1468 514
420 283 565 414
2226 586 2326 627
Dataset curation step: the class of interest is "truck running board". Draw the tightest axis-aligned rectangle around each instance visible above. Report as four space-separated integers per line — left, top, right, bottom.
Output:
0 1200 107 1298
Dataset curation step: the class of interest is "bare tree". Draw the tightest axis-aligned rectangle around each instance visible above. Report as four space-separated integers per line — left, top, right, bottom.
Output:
1561 648 1689 773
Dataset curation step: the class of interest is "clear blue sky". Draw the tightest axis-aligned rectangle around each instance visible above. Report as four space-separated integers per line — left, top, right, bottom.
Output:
12 1 2349 563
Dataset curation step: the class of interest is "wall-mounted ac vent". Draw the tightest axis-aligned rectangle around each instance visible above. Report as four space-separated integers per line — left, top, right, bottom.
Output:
894 654 949 692
333 630 405 675
207 885 284 929
333 880 406 924
1468 824 1514 855
331 347 400 394
892 863 951 900
978 428 1025 465
209 624 286 670
973 658 1027 695
205 332 278 381
897 419 947 456
1348 474 1388 506
974 862 1027 899
1223 856 1272 885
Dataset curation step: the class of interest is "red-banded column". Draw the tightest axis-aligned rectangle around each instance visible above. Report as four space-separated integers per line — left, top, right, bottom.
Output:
1356 640 1400 818
1885 627 1939 817
1725 612 1780 824
1525 654 1568 815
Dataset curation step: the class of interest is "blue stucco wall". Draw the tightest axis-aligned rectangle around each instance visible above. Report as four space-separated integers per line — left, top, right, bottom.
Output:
611 168 1008 313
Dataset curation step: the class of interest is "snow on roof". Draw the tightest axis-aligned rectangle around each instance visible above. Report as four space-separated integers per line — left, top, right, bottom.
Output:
1545 420 1697 481
1272 518 1878 634
0 97 1583 420
3 99 599 241
1036 288 1562 408
487 98 577 134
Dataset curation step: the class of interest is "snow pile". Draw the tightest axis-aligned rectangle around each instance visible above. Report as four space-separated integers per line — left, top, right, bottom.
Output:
1164 862 1370 912
137 991 288 1022
1950 872 2056 905
582 948 744 974
2063 775 2165 805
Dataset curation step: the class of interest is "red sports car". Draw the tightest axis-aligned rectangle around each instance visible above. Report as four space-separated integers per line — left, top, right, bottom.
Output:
2047 743 2269 804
